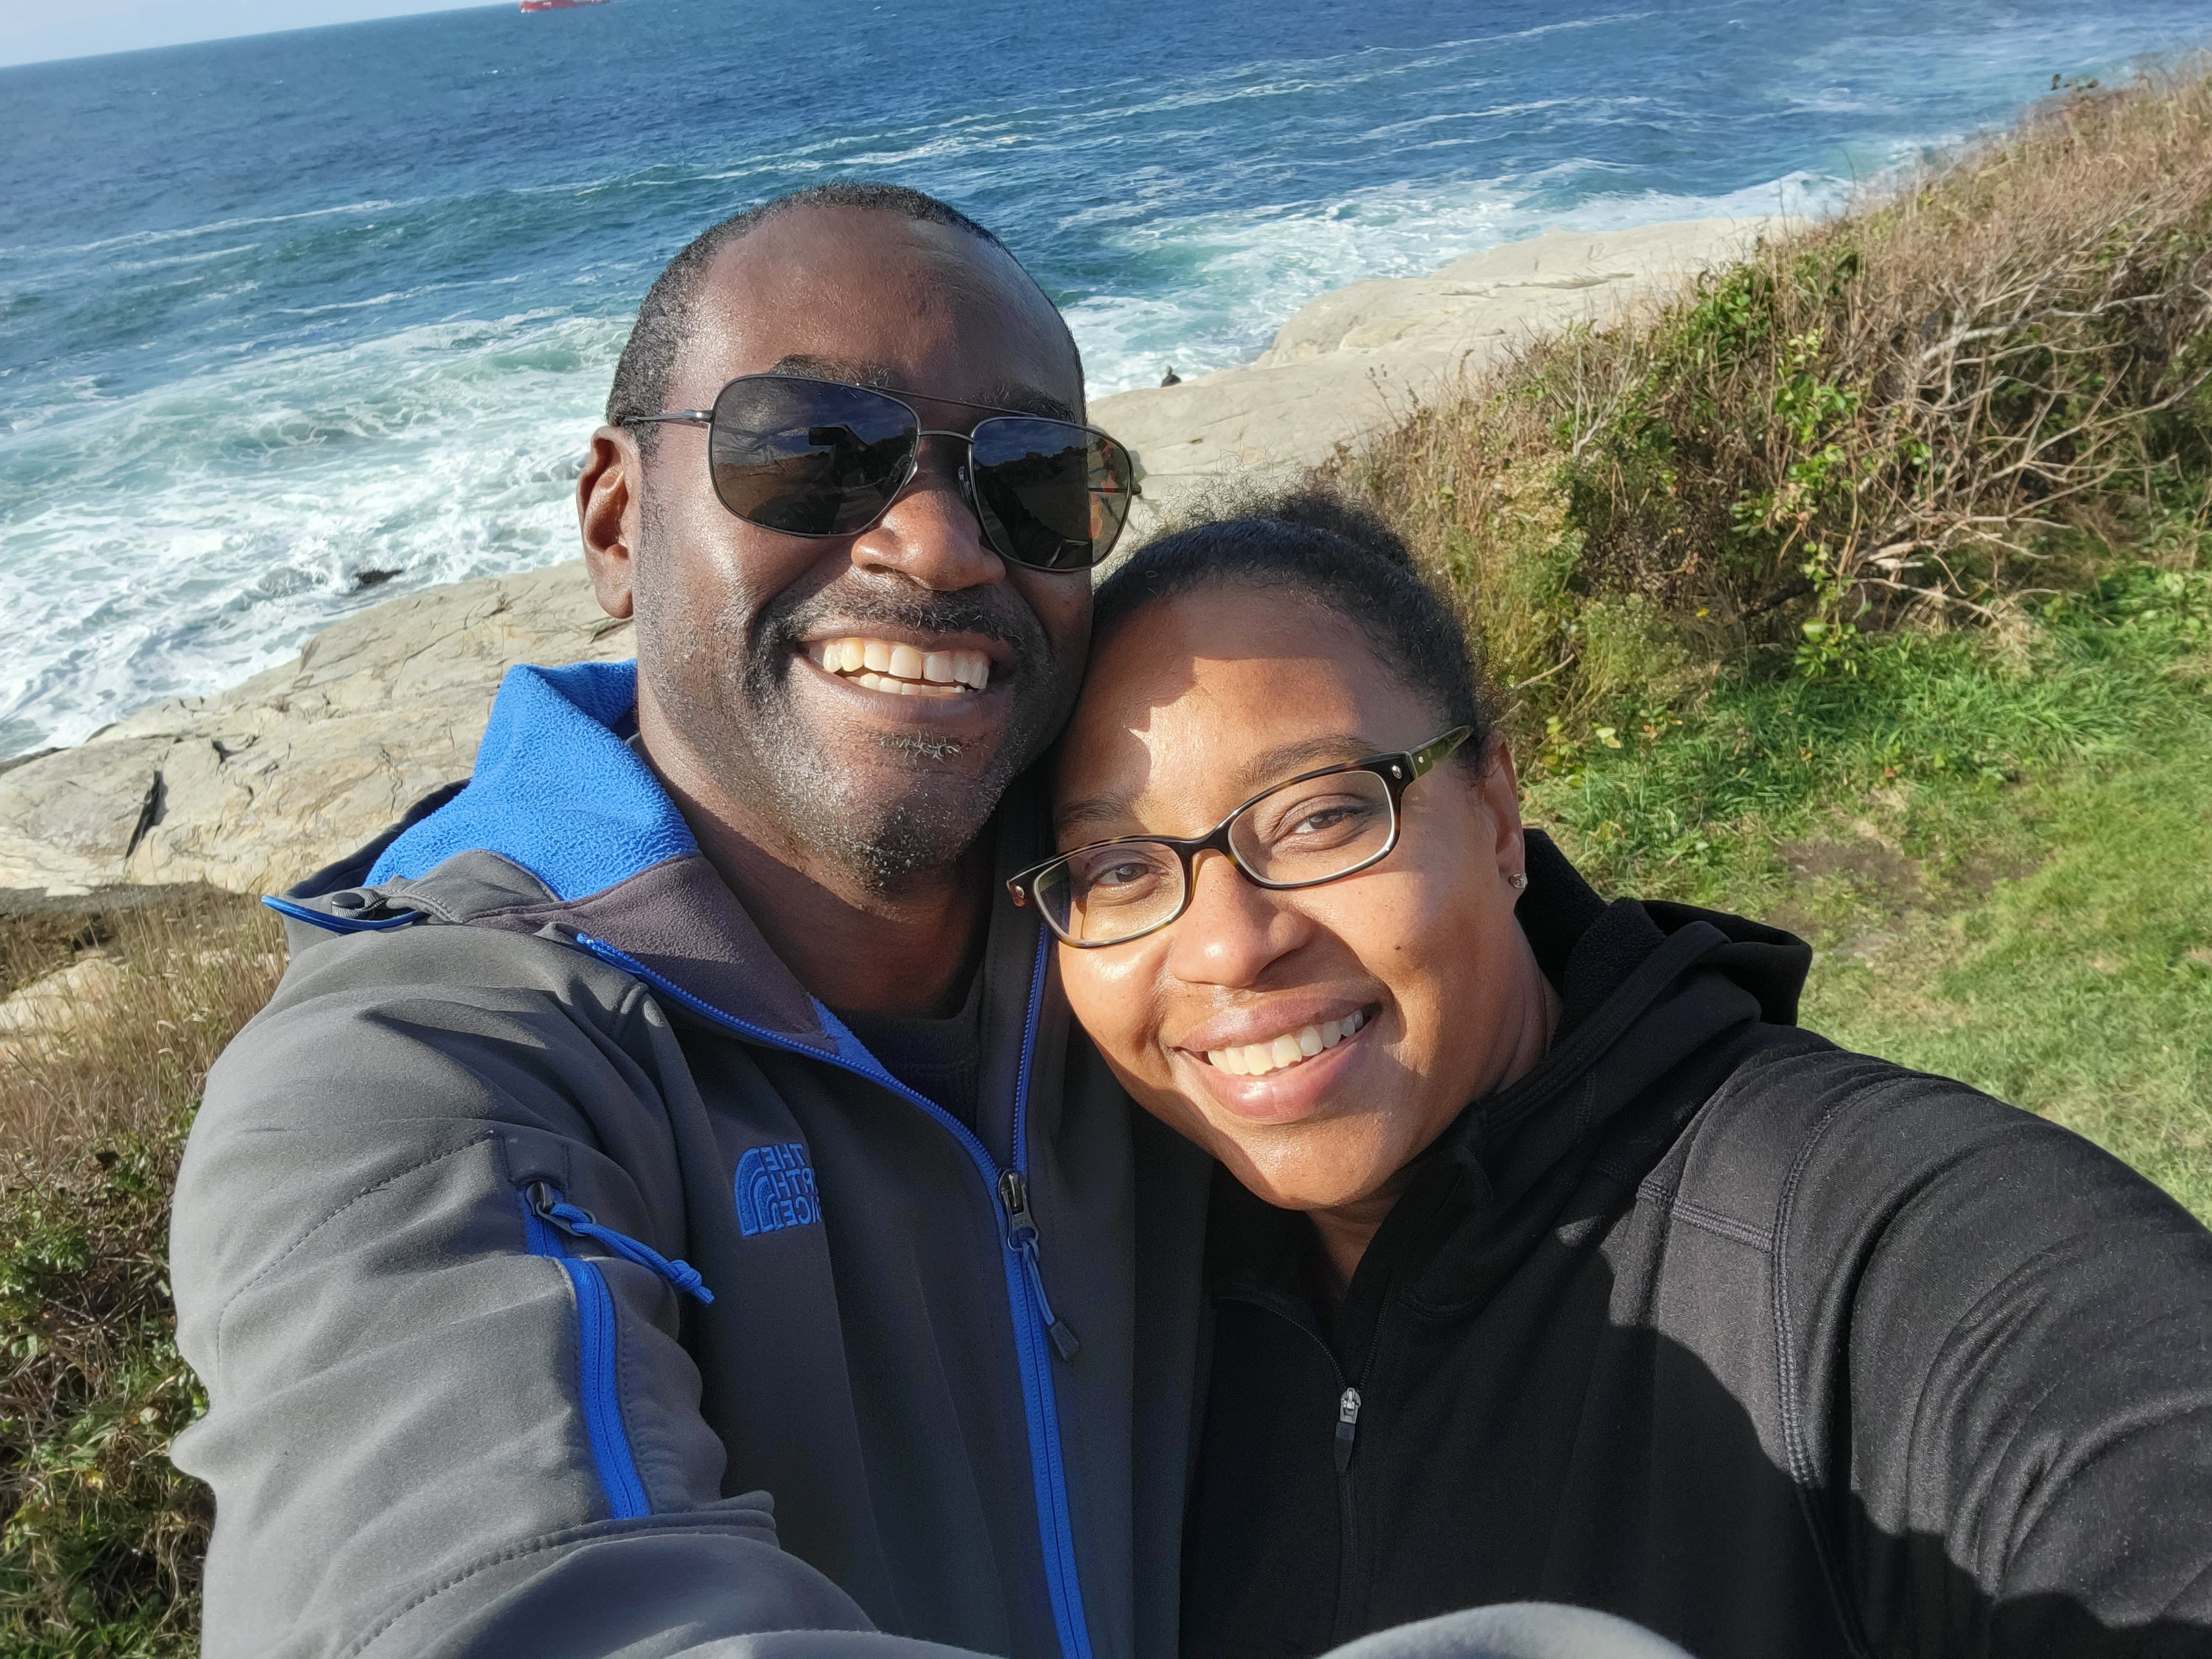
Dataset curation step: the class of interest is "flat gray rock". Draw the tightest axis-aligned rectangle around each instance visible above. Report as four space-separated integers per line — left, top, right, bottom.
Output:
0 564 631 894
1093 217 1788 532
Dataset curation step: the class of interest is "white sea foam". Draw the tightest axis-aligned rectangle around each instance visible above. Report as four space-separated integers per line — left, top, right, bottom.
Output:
0 309 625 752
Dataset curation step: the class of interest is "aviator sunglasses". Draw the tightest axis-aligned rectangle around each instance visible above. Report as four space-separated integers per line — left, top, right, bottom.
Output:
621 373 1141 573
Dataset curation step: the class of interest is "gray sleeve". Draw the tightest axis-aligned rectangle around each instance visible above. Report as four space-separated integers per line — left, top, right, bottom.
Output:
169 930 925 1659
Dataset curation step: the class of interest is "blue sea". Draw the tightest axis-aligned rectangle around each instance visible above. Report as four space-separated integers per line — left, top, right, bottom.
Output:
4 0 2210 759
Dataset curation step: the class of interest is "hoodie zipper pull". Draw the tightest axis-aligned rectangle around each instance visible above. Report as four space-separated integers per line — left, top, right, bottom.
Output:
528 1181 716 1305
1334 1386 1362 1473
997 1170 1081 1361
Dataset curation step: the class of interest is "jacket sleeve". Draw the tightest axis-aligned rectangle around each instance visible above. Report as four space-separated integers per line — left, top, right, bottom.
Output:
1775 1054 2212 1655
170 923 948 1659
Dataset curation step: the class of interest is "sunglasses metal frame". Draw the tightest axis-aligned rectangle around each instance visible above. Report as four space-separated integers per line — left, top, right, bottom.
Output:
620 372 1140 572
1007 725 1475 948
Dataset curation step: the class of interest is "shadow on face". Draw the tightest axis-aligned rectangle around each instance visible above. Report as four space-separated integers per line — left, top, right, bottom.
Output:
580 204 1095 889
1051 578 1537 1218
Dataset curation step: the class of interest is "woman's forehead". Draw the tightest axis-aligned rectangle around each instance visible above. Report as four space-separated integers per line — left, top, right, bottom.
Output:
1056 592 1429 831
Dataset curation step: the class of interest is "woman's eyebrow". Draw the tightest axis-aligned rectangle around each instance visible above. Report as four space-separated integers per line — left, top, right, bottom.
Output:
1054 791 1134 838
1227 734 1373 796
1054 734 1376 840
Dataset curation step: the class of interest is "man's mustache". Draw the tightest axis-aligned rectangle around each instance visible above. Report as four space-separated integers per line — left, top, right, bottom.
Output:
757 585 1050 682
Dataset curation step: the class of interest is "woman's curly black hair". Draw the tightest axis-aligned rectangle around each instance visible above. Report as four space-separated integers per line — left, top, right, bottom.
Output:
1091 486 1496 762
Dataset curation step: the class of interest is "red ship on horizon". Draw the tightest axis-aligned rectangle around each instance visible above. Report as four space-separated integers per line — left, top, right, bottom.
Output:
519 0 608 11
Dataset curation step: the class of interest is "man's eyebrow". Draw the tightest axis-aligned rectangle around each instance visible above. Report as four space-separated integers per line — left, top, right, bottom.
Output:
1053 734 1378 843
763 355 1079 423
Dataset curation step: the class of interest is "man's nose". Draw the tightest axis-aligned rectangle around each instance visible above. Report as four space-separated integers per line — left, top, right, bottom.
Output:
848 437 1002 591
1164 851 1309 990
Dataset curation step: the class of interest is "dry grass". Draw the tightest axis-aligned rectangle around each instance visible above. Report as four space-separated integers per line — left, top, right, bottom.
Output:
0 892 281 1161
1342 68 2212 734
0 891 281 1655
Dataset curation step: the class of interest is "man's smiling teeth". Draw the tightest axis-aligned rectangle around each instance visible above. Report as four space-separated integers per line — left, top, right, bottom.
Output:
1206 1009 1367 1076
806 637 991 698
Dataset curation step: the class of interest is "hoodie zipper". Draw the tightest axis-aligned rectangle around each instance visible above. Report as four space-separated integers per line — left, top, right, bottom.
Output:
1217 1279 1387 1647
571 927 1095 1659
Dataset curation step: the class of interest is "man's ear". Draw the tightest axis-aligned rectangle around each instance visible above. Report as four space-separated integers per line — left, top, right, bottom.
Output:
1476 736 1528 883
578 425 640 620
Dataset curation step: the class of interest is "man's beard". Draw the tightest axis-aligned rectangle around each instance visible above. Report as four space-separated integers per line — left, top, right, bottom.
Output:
692 575 1062 895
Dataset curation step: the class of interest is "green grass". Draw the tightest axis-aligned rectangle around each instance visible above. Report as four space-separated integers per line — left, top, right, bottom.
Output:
1527 560 2212 1219
1807 726 2212 1216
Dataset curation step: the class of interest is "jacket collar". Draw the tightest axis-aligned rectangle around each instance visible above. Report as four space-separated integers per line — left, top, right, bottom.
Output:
285 658 1053 1061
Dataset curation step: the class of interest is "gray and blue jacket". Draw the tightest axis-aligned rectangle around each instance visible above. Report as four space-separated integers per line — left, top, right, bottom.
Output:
170 659 1213 1659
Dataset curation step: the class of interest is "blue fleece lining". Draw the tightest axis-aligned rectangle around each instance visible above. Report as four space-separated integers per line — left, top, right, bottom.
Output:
366 661 696 901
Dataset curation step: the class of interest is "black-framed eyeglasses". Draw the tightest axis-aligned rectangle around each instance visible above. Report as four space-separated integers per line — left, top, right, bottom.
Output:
1007 726 1474 948
620 372 1140 573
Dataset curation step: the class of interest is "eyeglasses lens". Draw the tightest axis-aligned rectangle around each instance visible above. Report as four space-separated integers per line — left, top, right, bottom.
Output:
1228 769 1396 883
709 377 917 535
971 418 1134 571
1036 842 1186 945
1035 769 1398 946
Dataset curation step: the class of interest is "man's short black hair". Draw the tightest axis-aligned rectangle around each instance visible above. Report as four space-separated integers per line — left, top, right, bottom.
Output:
606 183 1042 442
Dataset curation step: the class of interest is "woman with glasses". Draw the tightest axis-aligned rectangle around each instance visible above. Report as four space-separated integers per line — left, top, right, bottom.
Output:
1015 492 2212 1659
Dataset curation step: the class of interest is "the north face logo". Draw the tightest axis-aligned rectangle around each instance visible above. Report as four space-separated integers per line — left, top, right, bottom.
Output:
734 1142 820 1237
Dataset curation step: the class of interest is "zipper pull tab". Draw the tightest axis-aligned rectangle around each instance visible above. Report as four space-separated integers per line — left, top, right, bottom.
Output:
997 1170 1082 1362
1334 1386 1362 1473
528 1181 715 1305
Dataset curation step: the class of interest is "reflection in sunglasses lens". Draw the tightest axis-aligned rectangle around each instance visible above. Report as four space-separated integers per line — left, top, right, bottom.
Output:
972 418 1132 572
709 378 916 535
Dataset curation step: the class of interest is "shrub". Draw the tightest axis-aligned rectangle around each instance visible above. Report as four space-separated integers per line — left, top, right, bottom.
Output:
1344 69 2212 739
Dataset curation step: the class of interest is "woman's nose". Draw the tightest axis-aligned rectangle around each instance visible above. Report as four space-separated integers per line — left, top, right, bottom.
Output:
1164 851 1307 990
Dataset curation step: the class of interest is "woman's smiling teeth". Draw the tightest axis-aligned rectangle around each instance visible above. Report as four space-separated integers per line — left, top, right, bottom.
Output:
1205 1008 1367 1076
807 636 991 699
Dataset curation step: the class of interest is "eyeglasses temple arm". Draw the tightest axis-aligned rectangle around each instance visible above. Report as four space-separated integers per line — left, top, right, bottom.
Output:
618 411 714 427
1407 725 1476 777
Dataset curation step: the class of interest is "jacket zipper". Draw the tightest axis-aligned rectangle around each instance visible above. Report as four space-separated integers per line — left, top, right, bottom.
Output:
516 1181 667 1520
571 927 1095 1659
527 1181 715 1303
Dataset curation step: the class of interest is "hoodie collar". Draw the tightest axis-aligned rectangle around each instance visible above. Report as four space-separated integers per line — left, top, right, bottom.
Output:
1209 834 1812 1323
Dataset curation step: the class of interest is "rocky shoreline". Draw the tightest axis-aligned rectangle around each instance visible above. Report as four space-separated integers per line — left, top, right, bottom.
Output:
0 216 1781 898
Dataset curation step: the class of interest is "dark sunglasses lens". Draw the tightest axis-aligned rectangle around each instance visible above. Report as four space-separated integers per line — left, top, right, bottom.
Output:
708 377 917 535
970 419 1135 571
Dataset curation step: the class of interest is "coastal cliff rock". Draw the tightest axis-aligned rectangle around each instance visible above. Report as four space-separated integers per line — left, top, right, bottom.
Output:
0 565 631 894
4 218 1774 896
1091 217 1785 530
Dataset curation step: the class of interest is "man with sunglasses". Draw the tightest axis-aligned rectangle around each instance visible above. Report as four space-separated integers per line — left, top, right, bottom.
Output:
169 184 1202 1659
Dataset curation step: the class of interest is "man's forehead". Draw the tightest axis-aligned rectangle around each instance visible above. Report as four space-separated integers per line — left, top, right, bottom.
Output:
677 206 1081 411
762 352 1078 423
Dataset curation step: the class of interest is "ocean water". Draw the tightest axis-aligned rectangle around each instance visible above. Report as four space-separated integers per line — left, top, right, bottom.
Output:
4 0 2210 758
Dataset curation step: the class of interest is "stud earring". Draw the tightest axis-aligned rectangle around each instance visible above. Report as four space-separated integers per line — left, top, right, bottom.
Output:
1508 872 1529 891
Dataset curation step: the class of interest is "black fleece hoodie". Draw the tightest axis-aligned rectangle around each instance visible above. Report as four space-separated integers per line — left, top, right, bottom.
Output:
1181 833 2212 1659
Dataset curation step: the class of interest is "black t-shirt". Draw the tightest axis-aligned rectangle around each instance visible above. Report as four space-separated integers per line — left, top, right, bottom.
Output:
831 964 986 1130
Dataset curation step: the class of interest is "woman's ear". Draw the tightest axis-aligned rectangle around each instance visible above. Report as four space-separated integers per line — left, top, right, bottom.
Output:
578 425 641 621
1475 737 1528 886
